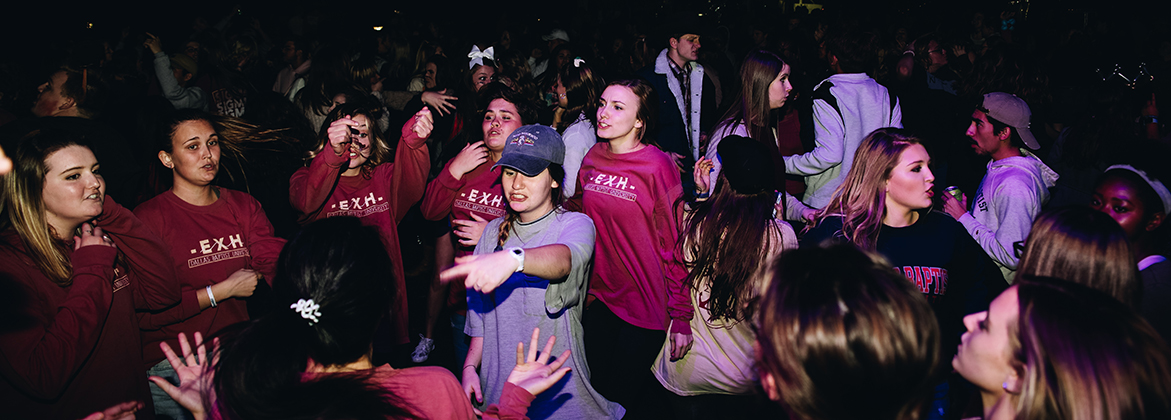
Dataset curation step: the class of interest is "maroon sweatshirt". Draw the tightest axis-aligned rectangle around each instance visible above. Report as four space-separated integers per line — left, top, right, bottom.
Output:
575 143 693 334
135 188 286 369
289 115 430 345
0 196 179 419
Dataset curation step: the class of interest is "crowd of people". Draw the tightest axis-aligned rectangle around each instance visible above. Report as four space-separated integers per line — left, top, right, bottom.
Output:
1 2 1170 420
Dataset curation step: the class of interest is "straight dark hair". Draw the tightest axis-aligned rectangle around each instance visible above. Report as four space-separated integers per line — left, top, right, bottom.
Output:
756 244 941 420
211 217 410 420
681 173 779 322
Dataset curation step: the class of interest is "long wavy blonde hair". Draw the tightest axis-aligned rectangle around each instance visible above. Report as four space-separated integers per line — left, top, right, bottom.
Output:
809 129 923 250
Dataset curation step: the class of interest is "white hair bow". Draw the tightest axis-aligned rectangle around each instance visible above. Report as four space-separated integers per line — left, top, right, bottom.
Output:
468 46 495 69
573 57 585 68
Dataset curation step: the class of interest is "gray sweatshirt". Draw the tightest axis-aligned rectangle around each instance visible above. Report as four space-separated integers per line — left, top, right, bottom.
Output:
959 149 1060 282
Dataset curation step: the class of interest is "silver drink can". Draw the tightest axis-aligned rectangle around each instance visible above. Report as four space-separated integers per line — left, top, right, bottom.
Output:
944 186 963 200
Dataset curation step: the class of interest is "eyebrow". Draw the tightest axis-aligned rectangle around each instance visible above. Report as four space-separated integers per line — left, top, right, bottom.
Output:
58 165 85 175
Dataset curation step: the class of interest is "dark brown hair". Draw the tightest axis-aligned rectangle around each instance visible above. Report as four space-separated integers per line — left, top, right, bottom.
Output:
681 172 780 322
1014 277 1171 420
756 244 941 420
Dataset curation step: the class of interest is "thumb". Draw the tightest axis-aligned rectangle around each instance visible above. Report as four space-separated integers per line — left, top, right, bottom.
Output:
470 213 487 222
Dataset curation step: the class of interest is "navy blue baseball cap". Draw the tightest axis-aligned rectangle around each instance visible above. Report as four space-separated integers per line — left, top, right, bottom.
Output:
493 124 565 177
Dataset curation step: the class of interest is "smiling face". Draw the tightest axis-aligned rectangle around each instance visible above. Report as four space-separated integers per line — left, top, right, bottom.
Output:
1091 174 1158 241
767 64 793 109
884 144 935 216
503 167 557 222
471 65 495 91
164 119 221 189
483 99 522 153
42 145 104 237
596 85 643 143
967 110 1008 157
32 71 70 117
954 286 1020 397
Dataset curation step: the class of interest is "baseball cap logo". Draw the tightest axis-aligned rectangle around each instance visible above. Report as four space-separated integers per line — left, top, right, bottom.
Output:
509 132 537 146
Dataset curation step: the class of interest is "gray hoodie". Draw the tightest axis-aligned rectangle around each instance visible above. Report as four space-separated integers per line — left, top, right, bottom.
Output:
958 149 1060 282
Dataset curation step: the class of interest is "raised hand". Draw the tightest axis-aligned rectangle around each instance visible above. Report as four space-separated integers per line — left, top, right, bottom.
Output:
506 327 572 396
412 107 434 139
148 332 217 420
422 90 458 116
448 141 489 180
327 115 360 157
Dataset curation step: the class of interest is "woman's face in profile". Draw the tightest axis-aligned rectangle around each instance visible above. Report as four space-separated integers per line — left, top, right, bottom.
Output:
954 286 1020 396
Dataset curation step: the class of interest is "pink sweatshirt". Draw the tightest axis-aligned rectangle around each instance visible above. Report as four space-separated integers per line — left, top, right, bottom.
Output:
135 188 286 369
575 143 692 334
420 159 507 257
289 115 431 345
0 196 179 419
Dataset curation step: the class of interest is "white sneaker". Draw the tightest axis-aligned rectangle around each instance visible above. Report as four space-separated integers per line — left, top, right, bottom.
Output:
412 334 435 363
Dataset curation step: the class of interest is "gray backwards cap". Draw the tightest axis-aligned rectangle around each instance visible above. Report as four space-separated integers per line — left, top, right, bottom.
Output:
982 92 1039 150
492 124 565 177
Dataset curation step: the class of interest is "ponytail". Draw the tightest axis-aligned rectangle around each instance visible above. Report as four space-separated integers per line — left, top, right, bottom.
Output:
211 217 411 419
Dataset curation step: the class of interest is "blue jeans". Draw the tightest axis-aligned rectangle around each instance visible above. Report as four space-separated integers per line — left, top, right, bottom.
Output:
452 312 469 366
147 359 195 420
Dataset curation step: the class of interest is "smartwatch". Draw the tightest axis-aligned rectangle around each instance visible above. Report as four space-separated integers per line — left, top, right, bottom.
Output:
506 247 525 272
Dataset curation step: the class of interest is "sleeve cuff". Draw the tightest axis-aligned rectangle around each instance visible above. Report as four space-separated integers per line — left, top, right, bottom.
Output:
669 317 693 335
435 166 464 190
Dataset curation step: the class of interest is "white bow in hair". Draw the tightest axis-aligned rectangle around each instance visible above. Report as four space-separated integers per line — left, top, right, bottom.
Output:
573 57 586 68
468 46 495 69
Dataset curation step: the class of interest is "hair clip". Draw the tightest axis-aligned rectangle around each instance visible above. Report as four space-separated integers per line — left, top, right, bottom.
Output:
290 298 322 326
573 57 585 68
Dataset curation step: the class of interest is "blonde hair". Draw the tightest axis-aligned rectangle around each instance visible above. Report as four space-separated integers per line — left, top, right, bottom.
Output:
1 130 86 285
810 128 922 249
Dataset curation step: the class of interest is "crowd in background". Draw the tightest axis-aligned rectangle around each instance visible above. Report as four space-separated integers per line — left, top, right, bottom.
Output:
1 1 1170 419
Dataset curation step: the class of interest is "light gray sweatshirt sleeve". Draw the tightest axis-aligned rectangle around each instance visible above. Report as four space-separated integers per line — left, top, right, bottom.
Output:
784 97 845 176
153 52 207 111
544 213 596 314
957 176 1039 271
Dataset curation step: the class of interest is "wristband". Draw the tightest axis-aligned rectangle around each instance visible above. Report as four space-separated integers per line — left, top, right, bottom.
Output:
206 285 218 308
1143 115 1159 125
695 190 711 199
506 247 525 272
463 364 477 371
